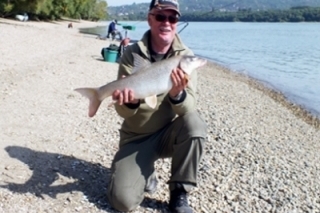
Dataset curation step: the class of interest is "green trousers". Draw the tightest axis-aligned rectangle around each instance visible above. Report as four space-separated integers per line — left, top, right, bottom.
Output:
107 111 207 212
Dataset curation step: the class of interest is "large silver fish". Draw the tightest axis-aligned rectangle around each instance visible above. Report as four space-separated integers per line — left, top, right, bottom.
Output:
74 53 207 117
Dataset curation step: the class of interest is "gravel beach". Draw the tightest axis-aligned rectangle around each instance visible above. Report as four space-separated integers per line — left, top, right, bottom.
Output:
0 18 319 213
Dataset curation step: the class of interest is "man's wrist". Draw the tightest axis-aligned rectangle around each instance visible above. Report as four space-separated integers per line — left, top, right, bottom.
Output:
169 90 186 104
170 91 183 101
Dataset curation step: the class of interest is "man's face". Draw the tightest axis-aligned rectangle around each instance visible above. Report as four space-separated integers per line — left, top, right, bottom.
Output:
148 9 179 46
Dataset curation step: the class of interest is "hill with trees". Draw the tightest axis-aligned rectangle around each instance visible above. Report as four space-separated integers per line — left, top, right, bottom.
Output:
108 0 320 15
180 6 320 22
107 0 320 22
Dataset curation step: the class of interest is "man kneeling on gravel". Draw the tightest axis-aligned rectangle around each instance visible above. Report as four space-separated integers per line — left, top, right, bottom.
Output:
107 0 207 212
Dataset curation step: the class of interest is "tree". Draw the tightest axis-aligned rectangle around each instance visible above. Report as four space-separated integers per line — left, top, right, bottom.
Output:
0 0 108 20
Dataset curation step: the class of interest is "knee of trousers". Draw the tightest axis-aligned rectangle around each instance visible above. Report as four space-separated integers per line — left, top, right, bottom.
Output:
175 111 207 140
107 185 143 212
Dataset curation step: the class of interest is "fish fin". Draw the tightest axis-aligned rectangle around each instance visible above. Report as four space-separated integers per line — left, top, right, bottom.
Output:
144 95 157 109
74 88 102 117
132 53 151 74
184 74 195 91
184 74 190 84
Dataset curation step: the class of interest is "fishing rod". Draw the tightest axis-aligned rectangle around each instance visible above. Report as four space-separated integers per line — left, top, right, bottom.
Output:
178 21 189 34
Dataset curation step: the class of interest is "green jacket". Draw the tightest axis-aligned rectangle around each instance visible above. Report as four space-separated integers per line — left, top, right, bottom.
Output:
115 30 198 145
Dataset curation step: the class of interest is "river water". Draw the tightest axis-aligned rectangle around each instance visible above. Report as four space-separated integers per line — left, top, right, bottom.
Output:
80 21 320 117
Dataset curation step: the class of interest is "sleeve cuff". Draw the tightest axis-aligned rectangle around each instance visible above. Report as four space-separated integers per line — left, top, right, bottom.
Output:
124 101 140 109
169 90 186 104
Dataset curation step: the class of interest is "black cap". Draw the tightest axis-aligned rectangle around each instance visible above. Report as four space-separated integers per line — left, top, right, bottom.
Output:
149 0 181 16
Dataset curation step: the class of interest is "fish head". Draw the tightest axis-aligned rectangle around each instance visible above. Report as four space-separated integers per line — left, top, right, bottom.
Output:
179 56 207 75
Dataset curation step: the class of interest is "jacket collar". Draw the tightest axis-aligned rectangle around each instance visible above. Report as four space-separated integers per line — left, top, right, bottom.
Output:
137 30 186 60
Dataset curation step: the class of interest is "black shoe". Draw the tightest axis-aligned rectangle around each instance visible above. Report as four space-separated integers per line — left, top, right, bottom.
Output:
169 184 193 213
144 172 158 194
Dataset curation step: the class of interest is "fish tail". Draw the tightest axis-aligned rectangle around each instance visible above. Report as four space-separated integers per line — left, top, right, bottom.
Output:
74 88 102 117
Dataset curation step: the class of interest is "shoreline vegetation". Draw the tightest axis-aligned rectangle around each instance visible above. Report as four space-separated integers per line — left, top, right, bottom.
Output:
1 18 320 212
0 0 107 21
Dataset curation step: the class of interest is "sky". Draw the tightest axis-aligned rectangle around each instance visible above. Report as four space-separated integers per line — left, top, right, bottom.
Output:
107 0 149 6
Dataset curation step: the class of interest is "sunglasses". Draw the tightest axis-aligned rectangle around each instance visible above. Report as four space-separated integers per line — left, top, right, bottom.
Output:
149 13 179 24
